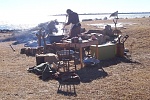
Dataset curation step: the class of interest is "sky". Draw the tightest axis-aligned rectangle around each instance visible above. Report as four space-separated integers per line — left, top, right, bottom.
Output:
0 0 150 26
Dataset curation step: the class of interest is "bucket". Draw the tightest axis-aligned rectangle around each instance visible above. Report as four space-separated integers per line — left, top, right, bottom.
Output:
116 43 124 57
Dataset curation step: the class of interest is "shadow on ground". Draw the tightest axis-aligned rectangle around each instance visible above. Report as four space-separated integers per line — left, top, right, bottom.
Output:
100 56 141 68
75 65 108 83
75 56 141 83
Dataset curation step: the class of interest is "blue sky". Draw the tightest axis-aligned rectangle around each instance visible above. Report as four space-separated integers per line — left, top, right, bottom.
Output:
0 0 150 25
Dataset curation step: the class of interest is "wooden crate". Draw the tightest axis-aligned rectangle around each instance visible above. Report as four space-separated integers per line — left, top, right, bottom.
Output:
36 53 58 65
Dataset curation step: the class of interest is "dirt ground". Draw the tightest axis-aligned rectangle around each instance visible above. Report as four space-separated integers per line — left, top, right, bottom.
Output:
0 17 150 100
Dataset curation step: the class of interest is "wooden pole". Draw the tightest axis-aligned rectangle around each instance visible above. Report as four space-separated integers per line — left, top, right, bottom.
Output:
10 45 15 52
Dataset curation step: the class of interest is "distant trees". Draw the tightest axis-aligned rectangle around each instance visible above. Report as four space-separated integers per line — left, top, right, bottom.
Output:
0 29 14 33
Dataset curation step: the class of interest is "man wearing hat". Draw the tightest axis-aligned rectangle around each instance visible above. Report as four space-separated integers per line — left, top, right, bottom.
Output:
63 9 81 38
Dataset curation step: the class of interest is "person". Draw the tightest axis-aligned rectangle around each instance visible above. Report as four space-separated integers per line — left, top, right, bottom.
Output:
45 19 59 35
63 9 81 38
36 28 43 46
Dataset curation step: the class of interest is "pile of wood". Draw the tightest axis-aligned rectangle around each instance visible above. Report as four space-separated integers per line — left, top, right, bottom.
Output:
20 46 44 56
20 43 59 56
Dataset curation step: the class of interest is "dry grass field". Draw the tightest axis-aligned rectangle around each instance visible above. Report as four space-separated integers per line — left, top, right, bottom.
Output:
0 17 150 100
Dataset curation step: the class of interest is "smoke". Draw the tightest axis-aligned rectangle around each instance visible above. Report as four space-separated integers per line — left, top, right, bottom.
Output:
12 29 38 46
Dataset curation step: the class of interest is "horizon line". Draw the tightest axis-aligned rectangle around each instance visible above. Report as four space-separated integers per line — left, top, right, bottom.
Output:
50 12 150 16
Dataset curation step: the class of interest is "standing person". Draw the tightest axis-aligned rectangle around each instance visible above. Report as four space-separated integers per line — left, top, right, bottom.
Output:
45 20 59 35
36 28 43 47
63 9 81 38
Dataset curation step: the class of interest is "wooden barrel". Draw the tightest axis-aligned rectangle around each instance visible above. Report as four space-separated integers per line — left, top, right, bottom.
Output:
20 48 27 54
30 47 37 56
25 47 31 56
36 46 44 54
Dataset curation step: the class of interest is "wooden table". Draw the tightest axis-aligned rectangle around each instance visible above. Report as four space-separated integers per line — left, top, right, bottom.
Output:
64 40 99 68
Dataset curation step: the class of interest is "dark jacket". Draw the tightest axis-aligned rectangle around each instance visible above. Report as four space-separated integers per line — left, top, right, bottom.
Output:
66 11 81 28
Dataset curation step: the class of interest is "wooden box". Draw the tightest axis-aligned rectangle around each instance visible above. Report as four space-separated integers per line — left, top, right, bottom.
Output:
36 53 58 65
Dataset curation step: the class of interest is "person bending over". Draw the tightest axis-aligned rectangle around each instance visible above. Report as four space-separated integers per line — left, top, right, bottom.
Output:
63 9 81 38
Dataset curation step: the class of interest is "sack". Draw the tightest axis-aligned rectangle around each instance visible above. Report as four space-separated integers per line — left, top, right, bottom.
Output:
27 63 48 75
83 56 100 67
42 65 56 81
